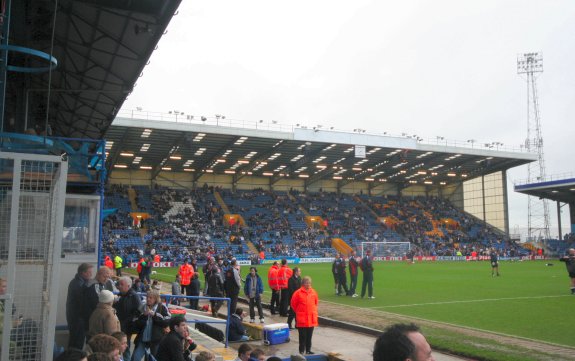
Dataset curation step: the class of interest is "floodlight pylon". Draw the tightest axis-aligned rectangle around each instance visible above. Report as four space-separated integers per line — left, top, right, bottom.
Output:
517 52 550 241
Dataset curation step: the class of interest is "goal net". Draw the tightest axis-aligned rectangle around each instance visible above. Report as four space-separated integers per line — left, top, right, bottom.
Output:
361 241 411 258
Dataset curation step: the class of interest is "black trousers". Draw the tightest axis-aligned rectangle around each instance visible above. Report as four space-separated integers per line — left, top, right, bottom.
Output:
297 327 314 353
349 273 358 295
361 272 373 298
190 279 200 309
67 318 86 349
229 291 239 315
270 289 280 314
249 296 264 320
279 288 289 315
287 308 295 328
337 274 349 295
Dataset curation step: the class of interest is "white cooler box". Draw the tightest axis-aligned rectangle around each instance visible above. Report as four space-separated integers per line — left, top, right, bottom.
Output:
263 323 290 345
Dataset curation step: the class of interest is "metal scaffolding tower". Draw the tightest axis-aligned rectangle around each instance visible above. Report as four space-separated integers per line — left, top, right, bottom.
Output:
517 52 550 241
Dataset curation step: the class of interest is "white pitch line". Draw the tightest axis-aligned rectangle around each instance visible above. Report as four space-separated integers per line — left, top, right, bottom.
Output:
366 294 571 309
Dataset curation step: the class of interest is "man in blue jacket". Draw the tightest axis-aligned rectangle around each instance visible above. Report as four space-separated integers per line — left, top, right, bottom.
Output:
244 266 264 323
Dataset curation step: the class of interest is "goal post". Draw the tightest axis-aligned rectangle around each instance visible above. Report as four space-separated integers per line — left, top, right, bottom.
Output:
361 241 411 258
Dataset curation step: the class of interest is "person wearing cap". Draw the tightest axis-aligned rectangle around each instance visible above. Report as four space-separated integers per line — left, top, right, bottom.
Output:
87 289 121 338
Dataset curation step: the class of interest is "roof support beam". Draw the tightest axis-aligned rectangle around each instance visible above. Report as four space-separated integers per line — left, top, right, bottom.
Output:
152 133 186 180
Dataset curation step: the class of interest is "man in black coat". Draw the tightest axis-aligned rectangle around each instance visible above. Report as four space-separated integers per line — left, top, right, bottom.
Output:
207 266 224 317
336 254 350 296
114 276 142 361
156 316 197 361
360 249 375 299
286 267 301 329
66 263 93 349
349 251 359 297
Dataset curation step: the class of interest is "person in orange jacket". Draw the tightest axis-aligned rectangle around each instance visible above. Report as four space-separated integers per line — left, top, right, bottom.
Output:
290 276 318 355
104 255 114 270
267 261 280 314
136 257 145 280
178 259 195 307
277 258 293 316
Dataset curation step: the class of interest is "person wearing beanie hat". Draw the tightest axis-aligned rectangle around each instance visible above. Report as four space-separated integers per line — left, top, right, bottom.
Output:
88 289 121 338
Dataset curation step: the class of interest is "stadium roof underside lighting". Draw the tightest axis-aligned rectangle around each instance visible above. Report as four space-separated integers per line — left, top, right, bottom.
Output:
6 0 181 139
105 117 537 187
515 177 575 204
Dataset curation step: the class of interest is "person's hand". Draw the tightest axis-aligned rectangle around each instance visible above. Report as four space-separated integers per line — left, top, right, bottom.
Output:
185 338 197 351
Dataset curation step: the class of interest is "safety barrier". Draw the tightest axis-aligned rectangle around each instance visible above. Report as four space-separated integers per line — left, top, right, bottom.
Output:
57 293 232 348
161 293 232 347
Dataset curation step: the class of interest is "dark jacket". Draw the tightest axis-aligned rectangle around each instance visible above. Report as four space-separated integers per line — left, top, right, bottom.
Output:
156 330 196 361
360 256 374 274
66 274 87 323
228 314 246 341
287 274 301 301
243 274 263 298
349 257 359 277
113 288 142 334
133 303 171 345
207 271 224 297
84 280 117 323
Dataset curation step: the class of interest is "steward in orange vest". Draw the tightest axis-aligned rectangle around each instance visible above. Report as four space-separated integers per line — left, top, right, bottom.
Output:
267 261 280 314
178 259 195 301
277 259 293 316
290 276 318 354
104 255 114 270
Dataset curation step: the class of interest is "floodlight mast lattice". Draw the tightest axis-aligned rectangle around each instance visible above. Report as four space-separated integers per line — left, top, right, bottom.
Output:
517 52 550 241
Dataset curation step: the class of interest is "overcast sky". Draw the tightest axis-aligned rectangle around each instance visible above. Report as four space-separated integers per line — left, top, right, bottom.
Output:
121 0 575 238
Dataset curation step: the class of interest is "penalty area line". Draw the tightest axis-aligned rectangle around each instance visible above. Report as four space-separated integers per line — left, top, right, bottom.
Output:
367 294 571 309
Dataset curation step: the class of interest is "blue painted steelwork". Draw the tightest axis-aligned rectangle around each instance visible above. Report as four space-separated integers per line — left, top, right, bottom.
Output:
0 44 58 73
515 178 575 191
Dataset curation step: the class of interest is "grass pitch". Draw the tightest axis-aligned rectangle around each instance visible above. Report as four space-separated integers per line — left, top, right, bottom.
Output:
151 260 573 347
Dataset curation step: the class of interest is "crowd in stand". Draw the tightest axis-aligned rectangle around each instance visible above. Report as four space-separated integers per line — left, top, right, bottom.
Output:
100 186 528 265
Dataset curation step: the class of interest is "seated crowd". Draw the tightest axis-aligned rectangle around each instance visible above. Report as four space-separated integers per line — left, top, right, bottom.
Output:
101 186 527 265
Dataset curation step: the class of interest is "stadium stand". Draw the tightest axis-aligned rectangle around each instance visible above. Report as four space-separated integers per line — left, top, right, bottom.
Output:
101 186 529 263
